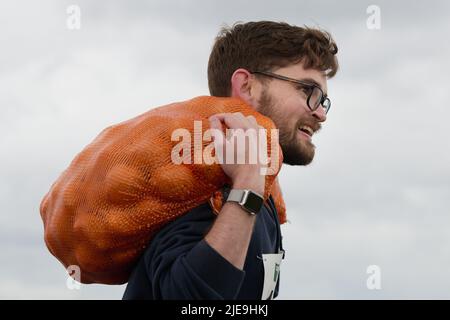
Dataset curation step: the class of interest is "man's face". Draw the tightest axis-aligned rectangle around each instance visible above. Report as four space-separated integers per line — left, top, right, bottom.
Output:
254 62 328 165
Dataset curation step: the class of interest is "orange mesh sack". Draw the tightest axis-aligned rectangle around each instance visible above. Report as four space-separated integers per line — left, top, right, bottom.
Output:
40 96 286 284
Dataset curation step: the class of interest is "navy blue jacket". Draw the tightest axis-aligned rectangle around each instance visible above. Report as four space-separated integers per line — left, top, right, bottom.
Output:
123 192 284 300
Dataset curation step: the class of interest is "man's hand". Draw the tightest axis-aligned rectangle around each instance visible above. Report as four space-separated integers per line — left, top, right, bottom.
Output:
208 112 265 195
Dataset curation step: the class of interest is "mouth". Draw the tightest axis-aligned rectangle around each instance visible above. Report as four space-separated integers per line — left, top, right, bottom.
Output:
297 125 314 140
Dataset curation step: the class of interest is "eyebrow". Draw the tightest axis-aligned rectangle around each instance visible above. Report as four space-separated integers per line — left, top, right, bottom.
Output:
300 78 328 96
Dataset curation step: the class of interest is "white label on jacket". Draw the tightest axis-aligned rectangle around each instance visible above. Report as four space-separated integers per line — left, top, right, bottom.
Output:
261 252 283 300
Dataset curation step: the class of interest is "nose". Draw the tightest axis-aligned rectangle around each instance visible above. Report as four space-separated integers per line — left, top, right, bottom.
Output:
312 105 327 122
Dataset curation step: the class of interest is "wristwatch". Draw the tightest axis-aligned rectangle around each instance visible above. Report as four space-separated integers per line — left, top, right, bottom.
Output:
226 189 264 215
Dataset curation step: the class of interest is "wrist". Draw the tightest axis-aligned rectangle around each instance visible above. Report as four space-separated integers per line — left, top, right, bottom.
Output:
232 174 265 195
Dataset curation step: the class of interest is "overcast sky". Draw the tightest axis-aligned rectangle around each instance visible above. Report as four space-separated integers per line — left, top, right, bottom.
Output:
1 0 449 299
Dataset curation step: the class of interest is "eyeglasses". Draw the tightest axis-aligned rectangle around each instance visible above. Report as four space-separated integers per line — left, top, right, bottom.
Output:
250 70 331 114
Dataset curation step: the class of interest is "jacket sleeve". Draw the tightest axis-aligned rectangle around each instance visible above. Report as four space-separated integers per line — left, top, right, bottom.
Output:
144 203 246 300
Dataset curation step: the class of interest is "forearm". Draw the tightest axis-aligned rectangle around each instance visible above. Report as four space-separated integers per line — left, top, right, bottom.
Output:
205 175 264 270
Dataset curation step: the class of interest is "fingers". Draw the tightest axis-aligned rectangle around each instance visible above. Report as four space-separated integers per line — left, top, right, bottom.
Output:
208 115 222 130
208 112 266 172
210 113 247 130
209 112 259 130
246 115 258 127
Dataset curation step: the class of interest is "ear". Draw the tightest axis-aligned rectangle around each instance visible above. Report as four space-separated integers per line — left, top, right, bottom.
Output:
230 68 257 106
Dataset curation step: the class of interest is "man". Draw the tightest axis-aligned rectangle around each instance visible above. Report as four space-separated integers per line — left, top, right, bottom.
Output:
123 21 338 300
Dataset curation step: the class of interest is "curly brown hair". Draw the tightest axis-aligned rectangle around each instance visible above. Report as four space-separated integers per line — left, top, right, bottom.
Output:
207 21 339 97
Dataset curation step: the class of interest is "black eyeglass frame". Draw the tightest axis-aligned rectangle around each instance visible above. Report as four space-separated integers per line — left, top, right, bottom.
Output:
250 70 331 114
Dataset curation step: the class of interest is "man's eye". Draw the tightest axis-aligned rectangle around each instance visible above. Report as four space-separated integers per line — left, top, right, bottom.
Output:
297 85 312 96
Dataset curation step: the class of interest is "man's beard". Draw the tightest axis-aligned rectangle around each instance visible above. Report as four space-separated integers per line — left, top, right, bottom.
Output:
257 89 316 166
